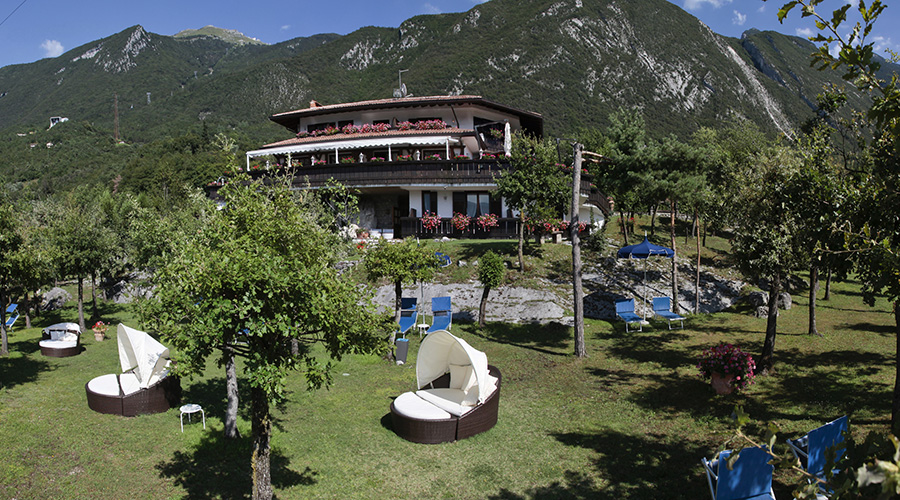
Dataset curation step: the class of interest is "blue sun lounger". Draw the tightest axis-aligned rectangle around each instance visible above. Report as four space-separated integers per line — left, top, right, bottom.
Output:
397 298 418 337
701 446 775 500
615 298 642 333
426 296 452 334
787 415 848 496
652 297 685 330
4 303 19 331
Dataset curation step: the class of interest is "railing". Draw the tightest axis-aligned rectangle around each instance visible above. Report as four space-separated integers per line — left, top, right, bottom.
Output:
400 217 521 239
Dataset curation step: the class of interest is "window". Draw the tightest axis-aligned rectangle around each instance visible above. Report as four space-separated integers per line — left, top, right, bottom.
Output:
453 192 495 217
422 191 438 215
337 120 354 128
307 122 336 133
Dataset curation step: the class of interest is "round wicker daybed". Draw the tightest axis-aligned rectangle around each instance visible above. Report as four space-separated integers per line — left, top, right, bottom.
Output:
85 324 181 417
40 322 82 357
390 329 501 444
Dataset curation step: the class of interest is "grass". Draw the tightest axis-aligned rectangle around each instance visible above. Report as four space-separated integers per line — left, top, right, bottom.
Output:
0 245 897 499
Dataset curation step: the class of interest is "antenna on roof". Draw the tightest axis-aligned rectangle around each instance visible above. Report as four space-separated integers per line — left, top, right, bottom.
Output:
393 69 410 98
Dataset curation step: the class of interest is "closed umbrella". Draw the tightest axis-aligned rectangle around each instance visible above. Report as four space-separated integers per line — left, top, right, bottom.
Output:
617 236 675 322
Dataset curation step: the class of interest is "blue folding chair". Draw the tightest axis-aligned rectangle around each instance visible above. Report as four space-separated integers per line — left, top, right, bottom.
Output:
787 415 848 496
615 298 642 333
397 298 418 337
426 296 452 334
4 303 19 331
652 297 685 330
701 446 776 500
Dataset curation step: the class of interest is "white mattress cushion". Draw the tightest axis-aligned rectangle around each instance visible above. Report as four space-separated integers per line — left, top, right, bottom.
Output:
87 374 121 396
39 339 78 349
392 391 452 420
415 388 474 417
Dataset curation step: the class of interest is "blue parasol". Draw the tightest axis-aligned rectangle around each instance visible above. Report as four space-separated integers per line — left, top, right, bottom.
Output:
617 237 675 321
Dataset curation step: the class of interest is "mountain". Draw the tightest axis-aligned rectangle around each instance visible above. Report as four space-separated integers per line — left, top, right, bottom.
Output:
0 0 896 193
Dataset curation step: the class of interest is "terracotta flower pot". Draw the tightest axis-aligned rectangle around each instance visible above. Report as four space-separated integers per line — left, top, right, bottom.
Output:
710 371 734 395
94 332 105 341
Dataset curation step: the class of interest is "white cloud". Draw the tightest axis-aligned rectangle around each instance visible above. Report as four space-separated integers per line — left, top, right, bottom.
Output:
423 3 441 14
41 39 64 58
683 0 733 11
795 27 815 38
872 35 898 55
732 10 747 26
281 25 290 31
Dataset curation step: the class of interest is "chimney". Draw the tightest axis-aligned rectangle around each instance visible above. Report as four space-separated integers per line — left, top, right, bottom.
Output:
309 100 322 108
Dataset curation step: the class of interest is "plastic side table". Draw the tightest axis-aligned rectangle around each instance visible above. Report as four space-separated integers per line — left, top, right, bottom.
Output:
180 404 206 432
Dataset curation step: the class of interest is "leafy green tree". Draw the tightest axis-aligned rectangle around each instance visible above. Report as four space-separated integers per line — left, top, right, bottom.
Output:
477 251 505 327
152 175 387 500
496 133 570 271
364 238 439 343
0 204 23 356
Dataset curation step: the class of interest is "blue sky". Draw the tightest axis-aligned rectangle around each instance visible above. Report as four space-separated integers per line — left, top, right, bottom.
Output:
0 0 897 70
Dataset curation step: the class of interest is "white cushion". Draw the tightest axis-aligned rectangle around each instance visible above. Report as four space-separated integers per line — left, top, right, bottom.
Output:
392 391 452 420
39 339 77 349
449 364 476 391
87 374 121 396
416 388 474 417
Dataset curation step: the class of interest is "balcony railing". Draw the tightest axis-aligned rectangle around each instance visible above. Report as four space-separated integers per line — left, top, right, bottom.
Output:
211 159 611 214
400 217 522 239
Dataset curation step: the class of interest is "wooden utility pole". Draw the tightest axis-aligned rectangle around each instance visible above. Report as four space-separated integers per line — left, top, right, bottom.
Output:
571 142 586 358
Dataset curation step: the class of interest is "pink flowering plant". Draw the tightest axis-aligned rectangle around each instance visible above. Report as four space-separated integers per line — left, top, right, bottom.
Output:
421 211 442 231
451 212 471 231
475 213 499 231
697 342 756 391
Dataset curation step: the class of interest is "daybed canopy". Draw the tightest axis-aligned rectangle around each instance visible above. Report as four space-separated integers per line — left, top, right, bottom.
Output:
117 323 170 389
416 329 490 405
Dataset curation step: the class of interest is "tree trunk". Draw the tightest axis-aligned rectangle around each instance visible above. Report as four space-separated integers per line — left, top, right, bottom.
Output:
669 201 678 313
892 300 900 436
251 386 273 500
619 209 629 245
479 287 490 327
24 291 31 329
571 143 586 358
694 211 701 315
824 268 832 300
1 292 7 356
77 276 86 331
225 345 241 439
393 280 402 323
90 271 99 322
517 212 525 272
759 273 781 374
702 219 708 248
650 204 657 237
808 263 822 337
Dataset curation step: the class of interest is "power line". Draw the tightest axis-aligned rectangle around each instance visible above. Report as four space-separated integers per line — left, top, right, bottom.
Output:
0 0 28 30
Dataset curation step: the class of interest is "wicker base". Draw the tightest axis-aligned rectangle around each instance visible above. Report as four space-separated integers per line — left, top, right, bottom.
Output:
86 375 182 417
40 344 81 357
390 365 501 444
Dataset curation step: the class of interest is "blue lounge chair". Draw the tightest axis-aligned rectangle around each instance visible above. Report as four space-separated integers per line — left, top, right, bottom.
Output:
615 298 642 333
787 416 848 495
701 446 775 500
435 252 451 268
652 297 685 330
397 298 418 337
426 296 452 334
4 303 19 331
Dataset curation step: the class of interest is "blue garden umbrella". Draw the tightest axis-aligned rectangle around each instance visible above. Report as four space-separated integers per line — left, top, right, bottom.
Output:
617 236 675 321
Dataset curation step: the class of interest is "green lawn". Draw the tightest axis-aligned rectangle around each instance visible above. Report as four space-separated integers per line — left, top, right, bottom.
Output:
0 266 896 499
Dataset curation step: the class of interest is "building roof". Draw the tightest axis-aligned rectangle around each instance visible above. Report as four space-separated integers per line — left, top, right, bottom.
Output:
260 127 473 149
269 95 543 136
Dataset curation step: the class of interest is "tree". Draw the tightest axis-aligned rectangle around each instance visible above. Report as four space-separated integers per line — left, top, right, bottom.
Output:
152 176 387 500
477 251 505 327
772 0 900 432
364 237 440 344
0 204 23 356
730 147 804 374
496 133 570 272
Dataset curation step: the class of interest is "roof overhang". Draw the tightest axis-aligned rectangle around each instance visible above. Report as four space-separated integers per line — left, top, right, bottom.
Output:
247 135 462 159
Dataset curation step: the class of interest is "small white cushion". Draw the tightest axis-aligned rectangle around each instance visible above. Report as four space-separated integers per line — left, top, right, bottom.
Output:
87 374 121 396
449 364 475 391
416 388 474 417
392 391 452 420
39 339 77 349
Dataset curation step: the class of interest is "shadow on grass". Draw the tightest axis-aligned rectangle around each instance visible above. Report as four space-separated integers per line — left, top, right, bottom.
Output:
488 428 711 499
156 430 316 500
472 322 571 356
841 322 896 336
0 348 51 389
180 376 254 425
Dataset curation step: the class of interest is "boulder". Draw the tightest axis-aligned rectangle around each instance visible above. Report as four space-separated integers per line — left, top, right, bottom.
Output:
39 287 71 311
747 291 769 308
777 292 792 310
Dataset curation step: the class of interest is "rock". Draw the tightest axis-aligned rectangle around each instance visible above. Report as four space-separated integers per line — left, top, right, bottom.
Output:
777 292 792 310
747 291 768 307
39 287 71 311
103 272 153 303
457 260 468 267
755 306 769 318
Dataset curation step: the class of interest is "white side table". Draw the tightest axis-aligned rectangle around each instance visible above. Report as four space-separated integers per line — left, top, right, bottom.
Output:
180 404 206 432
417 323 429 337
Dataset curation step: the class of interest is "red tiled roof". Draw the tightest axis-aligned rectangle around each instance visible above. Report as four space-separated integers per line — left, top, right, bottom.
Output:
272 95 490 118
260 127 474 149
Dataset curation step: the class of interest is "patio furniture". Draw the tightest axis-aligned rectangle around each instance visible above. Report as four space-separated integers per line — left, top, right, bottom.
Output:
180 404 206 432
4 303 19 330
435 252 451 268
390 329 501 444
787 416 848 496
701 446 776 500
652 297 685 329
615 298 643 333
425 296 452 334
85 324 181 417
39 322 81 357
397 297 418 337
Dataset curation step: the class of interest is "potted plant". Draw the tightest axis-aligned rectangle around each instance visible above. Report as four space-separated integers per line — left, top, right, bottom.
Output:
92 320 108 341
697 342 756 394
451 212 471 231
420 211 442 232
475 213 499 231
